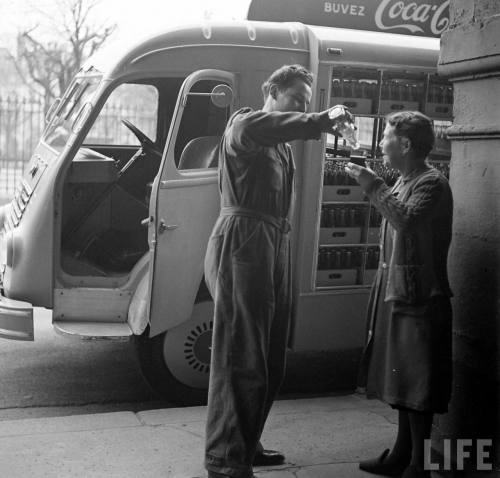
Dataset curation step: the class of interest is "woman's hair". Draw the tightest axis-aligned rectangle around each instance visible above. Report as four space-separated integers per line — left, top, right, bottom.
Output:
386 110 435 158
261 64 313 99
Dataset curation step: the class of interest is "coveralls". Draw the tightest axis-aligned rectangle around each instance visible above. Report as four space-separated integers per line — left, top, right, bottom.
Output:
204 107 326 478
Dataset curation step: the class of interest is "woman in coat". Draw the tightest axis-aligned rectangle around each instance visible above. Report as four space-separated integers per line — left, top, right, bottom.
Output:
346 111 453 478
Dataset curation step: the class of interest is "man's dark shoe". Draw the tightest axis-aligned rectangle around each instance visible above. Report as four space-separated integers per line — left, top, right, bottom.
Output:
207 471 257 477
253 449 285 466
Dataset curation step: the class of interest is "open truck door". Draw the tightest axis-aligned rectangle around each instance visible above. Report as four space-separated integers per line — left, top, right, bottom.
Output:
136 69 236 405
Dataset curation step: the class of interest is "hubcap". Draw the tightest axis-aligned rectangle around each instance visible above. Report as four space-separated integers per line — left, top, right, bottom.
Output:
184 322 212 374
162 301 214 388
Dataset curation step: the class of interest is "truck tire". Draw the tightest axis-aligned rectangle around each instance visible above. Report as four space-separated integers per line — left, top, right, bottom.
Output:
135 297 214 406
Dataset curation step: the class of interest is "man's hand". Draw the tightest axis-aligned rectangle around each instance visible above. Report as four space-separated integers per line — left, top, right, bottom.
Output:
319 105 355 133
345 162 378 190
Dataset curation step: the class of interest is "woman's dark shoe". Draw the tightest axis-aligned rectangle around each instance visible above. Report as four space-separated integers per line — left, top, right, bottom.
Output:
401 465 431 478
359 448 410 476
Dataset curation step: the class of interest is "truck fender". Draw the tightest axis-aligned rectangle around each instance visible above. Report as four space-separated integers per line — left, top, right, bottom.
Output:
127 268 150 335
129 255 211 337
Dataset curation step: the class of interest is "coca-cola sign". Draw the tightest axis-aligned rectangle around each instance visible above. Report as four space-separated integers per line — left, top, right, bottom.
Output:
375 0 449 35
247 0 450 38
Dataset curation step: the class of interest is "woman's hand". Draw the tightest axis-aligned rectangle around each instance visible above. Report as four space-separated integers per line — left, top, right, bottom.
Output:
345 162 378 190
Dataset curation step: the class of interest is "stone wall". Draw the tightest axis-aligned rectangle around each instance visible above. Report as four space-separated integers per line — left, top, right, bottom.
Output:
437 1 500 476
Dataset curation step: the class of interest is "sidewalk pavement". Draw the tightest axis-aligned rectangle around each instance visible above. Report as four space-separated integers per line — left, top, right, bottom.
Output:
0 393 399 478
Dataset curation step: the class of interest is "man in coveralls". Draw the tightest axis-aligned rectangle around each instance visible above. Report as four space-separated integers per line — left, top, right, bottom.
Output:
203 64 353 478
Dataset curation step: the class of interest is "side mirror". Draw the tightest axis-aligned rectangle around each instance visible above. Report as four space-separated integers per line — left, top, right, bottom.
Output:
210 84 233 108
183 84 233 108
45 98 61 123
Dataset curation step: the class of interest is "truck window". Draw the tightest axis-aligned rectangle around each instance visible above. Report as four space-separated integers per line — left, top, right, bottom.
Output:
175 79 229 170
59 79 180 278
85 83 159 146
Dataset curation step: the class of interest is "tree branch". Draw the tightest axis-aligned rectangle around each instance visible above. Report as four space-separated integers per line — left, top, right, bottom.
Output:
13 0 116 108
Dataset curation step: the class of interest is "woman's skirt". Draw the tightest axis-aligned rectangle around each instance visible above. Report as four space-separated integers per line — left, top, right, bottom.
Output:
362 269 452 413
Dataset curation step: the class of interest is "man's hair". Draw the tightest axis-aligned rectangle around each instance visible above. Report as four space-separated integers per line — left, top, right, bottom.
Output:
261 64 313 100
386 110 435 158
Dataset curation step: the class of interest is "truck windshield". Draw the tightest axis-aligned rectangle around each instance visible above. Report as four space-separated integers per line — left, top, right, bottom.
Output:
43 72 102 153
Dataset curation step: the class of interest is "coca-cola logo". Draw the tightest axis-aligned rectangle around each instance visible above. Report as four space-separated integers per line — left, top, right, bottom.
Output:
375 0 449 35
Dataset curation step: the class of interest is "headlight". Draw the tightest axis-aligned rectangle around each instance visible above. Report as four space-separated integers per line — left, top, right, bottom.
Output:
0 232 6 267
4 230 17 268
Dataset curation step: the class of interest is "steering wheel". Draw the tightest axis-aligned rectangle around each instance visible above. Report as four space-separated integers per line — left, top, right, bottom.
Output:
121 119 162 159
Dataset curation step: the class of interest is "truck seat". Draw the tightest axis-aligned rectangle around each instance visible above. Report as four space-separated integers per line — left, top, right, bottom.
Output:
178 136 220 170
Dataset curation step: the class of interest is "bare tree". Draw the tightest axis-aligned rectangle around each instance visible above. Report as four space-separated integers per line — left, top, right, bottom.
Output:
13 0 116 110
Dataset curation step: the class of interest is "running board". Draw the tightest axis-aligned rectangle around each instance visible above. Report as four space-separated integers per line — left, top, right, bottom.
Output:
53 321 133 341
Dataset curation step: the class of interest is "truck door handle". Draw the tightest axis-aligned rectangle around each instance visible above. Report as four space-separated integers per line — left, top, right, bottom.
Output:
29 163 39 177
158 220 178 233
141 216 153 227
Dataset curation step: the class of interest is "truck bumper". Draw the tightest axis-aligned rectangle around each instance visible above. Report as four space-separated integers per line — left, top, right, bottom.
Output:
0 294 34 341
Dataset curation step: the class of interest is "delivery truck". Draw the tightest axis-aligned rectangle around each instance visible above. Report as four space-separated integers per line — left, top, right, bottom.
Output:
0 18 452 404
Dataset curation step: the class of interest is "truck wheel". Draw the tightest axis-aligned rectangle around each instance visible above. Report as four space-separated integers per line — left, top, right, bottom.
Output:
135 300 213 406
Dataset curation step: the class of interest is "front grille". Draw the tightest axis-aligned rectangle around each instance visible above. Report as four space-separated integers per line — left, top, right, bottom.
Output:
3 180 32 233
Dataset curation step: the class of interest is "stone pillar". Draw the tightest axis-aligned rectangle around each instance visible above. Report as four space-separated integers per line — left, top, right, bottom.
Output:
437 1 500 476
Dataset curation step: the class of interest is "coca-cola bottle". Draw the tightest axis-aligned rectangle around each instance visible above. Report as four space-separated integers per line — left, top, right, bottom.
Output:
354 79 363 98
328 207 335 228
381 81 390 100
444 85 453 104
344 80 354 97
326 250 333 269
353 248 363 267
429 84 439 103
367 248 375 269
345 250 352 269
318 250 326 270
334 250 342 269
328 106 360 150
397 82 406 101
332 79 341 97
361 81 369 99
320 208 327 228
348 207 357 227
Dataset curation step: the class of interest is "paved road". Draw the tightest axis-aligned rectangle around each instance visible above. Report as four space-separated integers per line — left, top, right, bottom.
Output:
0 308 171 421
0 309 359 422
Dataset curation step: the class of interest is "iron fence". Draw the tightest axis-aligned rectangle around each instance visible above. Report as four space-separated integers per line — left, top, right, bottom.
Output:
0 95 45 199
0 95 155 200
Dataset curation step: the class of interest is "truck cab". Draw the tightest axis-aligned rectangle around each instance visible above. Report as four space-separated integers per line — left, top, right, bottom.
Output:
0 21 452 404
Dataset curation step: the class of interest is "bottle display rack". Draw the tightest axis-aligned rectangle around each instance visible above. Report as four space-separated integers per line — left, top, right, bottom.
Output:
316 66 452 289
316 157 450 289
330 68 453 118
